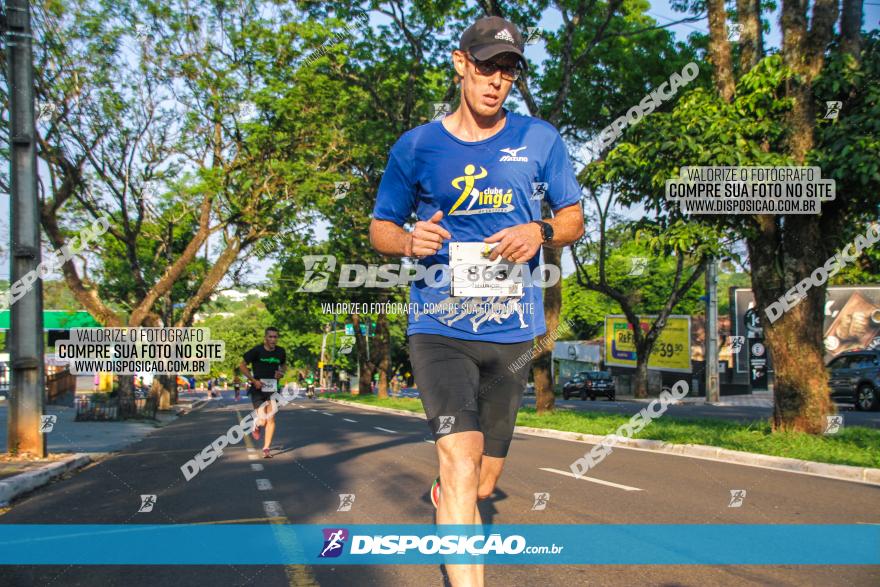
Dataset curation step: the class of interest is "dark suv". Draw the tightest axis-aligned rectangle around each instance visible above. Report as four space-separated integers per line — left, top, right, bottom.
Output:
562 371 615 401
826 350 880 411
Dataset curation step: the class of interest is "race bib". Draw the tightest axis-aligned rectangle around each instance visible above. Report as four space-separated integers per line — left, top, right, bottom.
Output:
450 242 524 298
259 378 278 392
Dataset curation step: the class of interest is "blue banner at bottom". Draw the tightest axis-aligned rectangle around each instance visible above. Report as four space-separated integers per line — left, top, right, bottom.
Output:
0 524 876 565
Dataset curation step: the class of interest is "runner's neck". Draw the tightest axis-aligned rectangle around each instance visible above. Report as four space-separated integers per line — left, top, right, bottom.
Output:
442 106 507 142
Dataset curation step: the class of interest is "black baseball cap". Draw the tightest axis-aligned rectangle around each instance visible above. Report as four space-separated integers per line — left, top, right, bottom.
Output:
459 16 527 70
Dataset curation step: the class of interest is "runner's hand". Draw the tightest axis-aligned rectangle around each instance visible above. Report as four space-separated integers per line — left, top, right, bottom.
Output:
406 210 452 258
274 369 284 379
252 379 263 391
484 223 543 263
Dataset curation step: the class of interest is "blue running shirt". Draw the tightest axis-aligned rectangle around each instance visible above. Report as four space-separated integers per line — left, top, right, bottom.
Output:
372 109 581 343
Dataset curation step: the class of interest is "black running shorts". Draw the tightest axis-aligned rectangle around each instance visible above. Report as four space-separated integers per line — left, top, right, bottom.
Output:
408 333 533 458
249 389 275 410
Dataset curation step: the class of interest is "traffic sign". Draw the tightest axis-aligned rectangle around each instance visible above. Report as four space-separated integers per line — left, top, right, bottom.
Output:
344 322 376 336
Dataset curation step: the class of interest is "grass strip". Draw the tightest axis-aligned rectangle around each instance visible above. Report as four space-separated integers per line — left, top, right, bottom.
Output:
324 393 880 468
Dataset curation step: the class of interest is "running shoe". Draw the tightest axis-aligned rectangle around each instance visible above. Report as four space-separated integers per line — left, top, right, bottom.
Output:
263 448 272 459
430 476 441 509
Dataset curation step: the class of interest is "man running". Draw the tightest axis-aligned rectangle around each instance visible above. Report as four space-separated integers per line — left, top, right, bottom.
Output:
369 15 583 587
239 327 287 458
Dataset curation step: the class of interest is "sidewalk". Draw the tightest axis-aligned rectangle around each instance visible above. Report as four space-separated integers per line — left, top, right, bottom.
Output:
0 396 203 484
616 392 774 408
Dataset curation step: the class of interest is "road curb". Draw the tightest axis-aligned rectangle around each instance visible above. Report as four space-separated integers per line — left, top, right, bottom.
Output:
0 454 92 506
173 399 208 415
325 398 427 420
327 398 880 486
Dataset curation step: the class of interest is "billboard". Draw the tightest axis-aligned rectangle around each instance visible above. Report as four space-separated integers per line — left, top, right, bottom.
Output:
731 286 880 373
604 315 692 373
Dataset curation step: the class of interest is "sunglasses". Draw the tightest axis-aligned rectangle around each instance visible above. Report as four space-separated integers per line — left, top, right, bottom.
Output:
465 53 522 82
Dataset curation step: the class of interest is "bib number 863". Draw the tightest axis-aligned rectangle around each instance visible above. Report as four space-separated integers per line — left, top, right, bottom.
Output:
465 265 509 282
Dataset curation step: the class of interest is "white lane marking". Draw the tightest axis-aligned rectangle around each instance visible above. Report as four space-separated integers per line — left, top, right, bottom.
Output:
374 426 397 434
309 409 319 412
251 463 264 471
539 467 643 492
263 500 284 518
343 418 358 423
425 439 435 444
247 448 256 453
248 454 258 460
256 478 273 491
321 411 333 416
518 428 880 488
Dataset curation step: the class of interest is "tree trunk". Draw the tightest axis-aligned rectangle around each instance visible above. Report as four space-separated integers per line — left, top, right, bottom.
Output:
633 353 649 398
175 234 244 327
359 359 374 395
151 374 175 411
351 314 374 395
532 351 554 411
117 376 137 419
748 217 833 432
737 0 764 72
762 305 834 433
840 0 863 62
533 243 563 414
707 0 736 101
376 312 390 399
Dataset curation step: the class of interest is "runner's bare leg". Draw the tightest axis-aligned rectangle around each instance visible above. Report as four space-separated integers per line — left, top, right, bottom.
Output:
436 430 484 587
263 400 276 451
478 455 505 500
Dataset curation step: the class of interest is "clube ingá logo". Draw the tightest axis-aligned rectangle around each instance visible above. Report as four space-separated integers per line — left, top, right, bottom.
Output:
319 528 349 558
448 164 514 216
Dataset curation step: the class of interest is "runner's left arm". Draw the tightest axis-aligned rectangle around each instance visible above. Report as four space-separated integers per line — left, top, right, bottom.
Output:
539 202 585 247
486 203 584 263
275 349 287 380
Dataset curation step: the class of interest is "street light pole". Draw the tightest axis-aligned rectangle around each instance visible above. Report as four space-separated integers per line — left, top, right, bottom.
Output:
705 257 720 403
6 0 45 457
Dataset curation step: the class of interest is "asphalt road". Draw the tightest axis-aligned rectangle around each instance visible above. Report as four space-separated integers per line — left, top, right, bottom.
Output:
1 391 877 586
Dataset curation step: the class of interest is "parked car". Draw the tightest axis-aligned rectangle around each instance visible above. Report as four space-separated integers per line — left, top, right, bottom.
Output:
562 371 615 401
826 350 880 411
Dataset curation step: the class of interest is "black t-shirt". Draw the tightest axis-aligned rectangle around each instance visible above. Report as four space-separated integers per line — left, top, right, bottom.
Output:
243 344 286 390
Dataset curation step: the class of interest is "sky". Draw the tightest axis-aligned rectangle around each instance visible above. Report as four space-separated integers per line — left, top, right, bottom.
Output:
2 2 879 285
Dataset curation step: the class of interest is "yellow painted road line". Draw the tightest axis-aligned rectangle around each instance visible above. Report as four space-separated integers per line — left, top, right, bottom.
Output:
235 408 318 587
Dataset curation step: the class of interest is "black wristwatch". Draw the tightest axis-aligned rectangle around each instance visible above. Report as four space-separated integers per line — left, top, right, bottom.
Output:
532 220 554 243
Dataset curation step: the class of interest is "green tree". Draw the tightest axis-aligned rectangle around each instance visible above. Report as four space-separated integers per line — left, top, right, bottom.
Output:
0 1 317 413
586 5 878 430
571 192 728 396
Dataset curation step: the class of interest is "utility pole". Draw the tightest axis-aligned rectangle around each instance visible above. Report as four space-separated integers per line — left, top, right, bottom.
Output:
705 257 720 403
319 324 330 389
163 220 174 406
6 0 45 457
164 221 173 326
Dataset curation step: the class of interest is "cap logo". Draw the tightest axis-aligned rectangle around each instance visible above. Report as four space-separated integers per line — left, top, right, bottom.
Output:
494 29 515 43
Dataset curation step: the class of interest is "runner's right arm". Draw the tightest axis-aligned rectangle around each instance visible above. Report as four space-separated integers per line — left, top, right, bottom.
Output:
369 210 452 258
239 353 262 391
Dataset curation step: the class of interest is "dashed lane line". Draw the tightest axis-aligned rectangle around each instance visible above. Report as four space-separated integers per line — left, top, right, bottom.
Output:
539 467 643 491
234 408 318 586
